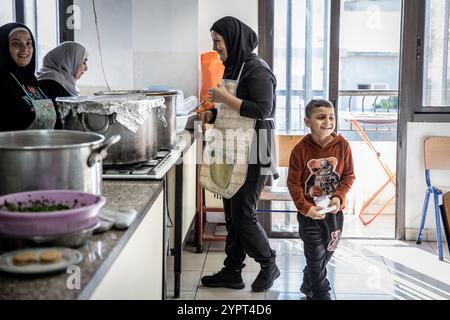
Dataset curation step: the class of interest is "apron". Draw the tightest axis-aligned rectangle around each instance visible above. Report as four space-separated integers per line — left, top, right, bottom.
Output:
11 73 57 130
200 63 256 199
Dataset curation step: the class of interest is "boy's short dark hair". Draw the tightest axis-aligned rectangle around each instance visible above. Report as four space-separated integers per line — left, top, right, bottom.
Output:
305 99 334 118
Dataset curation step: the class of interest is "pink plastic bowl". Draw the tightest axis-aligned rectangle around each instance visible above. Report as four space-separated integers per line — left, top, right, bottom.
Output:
0 190 106 237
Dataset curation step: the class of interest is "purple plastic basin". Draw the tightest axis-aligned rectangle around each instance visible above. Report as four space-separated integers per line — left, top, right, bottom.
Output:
0 190 106 237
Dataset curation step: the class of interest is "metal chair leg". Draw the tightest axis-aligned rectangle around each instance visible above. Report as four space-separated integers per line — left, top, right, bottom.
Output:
433 190 444 261
417 189 431 245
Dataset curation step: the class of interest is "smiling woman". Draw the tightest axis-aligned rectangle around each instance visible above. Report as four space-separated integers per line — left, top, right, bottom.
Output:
0 22 57 131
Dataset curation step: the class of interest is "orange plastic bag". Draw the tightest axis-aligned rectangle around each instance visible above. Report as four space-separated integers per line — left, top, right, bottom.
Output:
199 51 224 113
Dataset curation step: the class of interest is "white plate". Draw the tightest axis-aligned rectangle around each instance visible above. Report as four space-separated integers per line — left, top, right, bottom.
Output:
0 247 83 275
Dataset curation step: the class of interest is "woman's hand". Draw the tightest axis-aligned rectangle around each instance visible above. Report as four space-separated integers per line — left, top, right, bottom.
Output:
329 197 341 214
209 84 243 112
198 110 214 132
306 206 326 220
209 84 230 104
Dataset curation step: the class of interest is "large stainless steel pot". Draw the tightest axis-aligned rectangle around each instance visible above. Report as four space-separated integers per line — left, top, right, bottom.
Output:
63 110 158 166
143 90 177 149
59 94 160 166
0 130 120 196
95 89 178 149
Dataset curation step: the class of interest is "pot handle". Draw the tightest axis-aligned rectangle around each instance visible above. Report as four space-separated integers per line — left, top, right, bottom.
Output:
80 113 115 133
87 134 121 167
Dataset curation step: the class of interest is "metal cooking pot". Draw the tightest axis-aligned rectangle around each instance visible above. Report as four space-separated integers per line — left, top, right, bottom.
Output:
59 94 160 165
95 89 178 149
63 110 158 166
142 90 177 149
0 130 120 196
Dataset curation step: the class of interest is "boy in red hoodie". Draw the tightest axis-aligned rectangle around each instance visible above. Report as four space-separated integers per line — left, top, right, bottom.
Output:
287 99 355 300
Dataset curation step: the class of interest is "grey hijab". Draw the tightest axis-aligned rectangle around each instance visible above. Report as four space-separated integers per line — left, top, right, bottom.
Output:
36 41 88 96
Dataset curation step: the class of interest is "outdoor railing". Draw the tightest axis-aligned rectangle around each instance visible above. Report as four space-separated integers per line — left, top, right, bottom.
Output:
275 89 398 134
338 89 398 132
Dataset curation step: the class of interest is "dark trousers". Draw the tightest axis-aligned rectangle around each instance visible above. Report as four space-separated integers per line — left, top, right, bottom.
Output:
297 211 344 297
222 169 276 270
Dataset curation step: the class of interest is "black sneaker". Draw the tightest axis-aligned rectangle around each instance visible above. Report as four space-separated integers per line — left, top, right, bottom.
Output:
301 285 332 300
312 292 332 300
251 263 281 292
300 283 313 300
201 267 245 289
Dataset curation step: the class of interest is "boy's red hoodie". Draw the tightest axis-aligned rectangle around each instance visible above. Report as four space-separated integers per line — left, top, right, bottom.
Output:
287 133 355 216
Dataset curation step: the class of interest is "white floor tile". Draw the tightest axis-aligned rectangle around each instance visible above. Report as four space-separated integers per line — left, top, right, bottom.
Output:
173 238 450 300
195 289 265 300
167 271 202 292
167 250 207 272
335 293 401 300
276 254 306 272
330 272 395 295
202 252 227 272
327 255 390 275
167 291 197 300
267 272 302 293
207 241 226 252
428 241 450 258
266 291 306 300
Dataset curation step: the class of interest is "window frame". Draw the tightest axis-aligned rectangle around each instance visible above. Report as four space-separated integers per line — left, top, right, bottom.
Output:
14 0 24 23
12 0 73 43
58 0 74 43
412 0 450 120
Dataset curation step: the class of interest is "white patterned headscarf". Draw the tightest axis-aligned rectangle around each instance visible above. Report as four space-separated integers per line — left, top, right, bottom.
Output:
36 41 88 96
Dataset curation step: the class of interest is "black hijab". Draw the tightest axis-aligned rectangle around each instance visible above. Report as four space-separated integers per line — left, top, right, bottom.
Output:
210 16 258 80
0 22 37 86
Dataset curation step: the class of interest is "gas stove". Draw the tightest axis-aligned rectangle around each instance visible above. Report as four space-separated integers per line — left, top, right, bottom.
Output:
102 149 181 180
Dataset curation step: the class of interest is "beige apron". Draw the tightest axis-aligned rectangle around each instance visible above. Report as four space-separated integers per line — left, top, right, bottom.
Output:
11 73 57 130
200 63 256 199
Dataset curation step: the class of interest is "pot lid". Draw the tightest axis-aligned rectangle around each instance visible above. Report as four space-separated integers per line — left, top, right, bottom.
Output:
95 89 178 96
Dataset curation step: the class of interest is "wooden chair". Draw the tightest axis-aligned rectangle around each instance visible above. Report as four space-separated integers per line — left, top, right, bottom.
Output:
417 137 450 261
257 134 304 214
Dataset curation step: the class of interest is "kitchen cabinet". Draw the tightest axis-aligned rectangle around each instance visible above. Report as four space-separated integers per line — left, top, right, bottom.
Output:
89 191 164 300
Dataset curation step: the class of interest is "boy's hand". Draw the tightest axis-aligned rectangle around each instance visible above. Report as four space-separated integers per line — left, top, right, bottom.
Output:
329 197 341 214
306 206 326 220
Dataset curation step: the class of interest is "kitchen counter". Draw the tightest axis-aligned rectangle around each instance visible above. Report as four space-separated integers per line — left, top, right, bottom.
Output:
0 180 163 300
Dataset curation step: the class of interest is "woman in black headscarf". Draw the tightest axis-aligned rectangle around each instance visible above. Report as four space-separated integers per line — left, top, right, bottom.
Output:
0 22 56 131
200 16 280 292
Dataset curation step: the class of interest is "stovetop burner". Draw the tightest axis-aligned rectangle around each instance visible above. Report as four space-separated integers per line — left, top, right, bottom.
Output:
103 149 181 180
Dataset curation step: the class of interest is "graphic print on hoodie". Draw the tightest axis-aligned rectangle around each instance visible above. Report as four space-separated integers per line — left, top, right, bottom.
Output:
305 157 340 198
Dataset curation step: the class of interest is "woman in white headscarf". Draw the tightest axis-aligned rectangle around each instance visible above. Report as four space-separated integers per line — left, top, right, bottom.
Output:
37 41 88 128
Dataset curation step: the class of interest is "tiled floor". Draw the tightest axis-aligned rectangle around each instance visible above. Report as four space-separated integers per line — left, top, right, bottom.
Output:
167 238 450 300
344 214 395 238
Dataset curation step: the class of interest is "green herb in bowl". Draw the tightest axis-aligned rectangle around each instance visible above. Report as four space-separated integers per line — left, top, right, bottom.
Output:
0 199 76 212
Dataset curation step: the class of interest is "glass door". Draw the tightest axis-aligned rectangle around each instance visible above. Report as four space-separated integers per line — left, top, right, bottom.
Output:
330 0 400 238
268 0 331 237
265 0 401 238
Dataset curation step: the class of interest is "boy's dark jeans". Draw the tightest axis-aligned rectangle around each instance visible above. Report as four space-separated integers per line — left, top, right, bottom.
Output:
222 171 276 270
297 211 344 298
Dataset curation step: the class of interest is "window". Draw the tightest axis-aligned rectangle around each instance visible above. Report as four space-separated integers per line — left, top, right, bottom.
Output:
423 0 450 108
273 0 330 131
23 0 58 69
0 0 14 25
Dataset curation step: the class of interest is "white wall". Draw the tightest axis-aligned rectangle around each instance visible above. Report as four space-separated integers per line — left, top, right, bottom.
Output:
132 0 198 96
198 0 258 54
74 0 133 92
74 0 199 97
405 122 450 240
73 0 258 97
